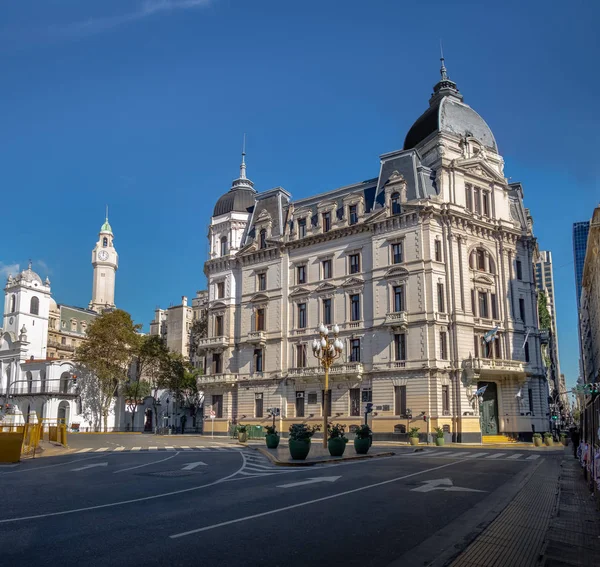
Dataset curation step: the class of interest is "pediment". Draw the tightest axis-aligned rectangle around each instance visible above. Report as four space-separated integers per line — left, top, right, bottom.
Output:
384 266 409 279
256 209 272 222
473 274 494 285
210 301 227 310
341 277 365 288
315 282 336 293
289 287 310 297
457 158 505 183
249 293 269 303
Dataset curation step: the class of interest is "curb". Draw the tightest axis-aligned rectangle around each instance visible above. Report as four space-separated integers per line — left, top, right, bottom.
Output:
254 446 395 466
70 432 143 435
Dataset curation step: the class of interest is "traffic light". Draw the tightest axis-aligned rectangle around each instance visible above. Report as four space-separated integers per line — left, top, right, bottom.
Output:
71 374 78 385
365 403 373 414
551 414 558 421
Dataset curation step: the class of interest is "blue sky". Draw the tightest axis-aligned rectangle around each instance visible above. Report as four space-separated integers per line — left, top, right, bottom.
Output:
0 0 598 390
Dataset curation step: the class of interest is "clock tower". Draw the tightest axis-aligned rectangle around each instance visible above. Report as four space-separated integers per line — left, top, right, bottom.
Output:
89 212 118 313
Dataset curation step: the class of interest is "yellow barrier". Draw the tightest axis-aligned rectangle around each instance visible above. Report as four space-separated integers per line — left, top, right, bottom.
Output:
0 427 25 463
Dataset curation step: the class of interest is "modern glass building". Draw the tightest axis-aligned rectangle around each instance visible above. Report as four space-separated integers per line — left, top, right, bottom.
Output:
573 221 590 310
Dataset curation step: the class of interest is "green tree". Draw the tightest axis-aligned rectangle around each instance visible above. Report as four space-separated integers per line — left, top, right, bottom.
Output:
75 309 140 431
122 379 151 430
161 352 189 432
188 315 208 363
538 291 551 331
181 367 204 429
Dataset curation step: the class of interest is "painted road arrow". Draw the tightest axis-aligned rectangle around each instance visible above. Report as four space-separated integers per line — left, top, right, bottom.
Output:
181 462 207 471
70 463 108 472
411 478 486 493
277 476 341 488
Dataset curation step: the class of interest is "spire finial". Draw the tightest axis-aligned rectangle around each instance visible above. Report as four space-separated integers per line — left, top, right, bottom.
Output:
239 133 247 180
28 259 32 270
439 40 448 81
105 204 109 222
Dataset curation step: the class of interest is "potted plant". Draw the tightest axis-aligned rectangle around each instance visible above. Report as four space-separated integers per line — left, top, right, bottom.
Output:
434 426 445 447
560 433 568 447
237 424 248 443
409 427 420 446
533 432 543 447
543 432 553 447
354 424 371 455
328 423 349 457
265 425 280 449
288 423 320 460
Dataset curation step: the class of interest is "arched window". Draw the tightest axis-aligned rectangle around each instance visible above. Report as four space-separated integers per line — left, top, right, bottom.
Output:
30 296 39 315
9 295 15 313
260 229 267 249
391 193 401 215
102 237 108 247
220 236 228 256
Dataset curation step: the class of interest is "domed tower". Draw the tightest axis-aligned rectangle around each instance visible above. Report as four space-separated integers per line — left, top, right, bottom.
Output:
89 210 118 313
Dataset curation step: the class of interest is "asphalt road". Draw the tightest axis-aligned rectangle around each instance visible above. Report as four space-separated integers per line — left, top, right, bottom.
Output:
0 435 560 567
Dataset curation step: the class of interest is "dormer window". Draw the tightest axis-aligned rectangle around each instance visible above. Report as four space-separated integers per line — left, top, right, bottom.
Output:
259 229 267 249
349 205 358 225
391 193 401 215
322 212 331 233
102 237 108 247
298 218 307 238
220 236 228 256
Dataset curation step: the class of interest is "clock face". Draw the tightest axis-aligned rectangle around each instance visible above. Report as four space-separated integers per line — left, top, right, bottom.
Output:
98 250 109 261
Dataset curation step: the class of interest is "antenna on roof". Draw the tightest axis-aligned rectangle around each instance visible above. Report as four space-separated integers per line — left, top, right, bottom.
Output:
240 133 247 180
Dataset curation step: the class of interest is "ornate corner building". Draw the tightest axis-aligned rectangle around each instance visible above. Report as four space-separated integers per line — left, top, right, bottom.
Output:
199 61 549 442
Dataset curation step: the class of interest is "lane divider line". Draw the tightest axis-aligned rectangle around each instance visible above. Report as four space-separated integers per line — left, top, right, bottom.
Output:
113 452 180 474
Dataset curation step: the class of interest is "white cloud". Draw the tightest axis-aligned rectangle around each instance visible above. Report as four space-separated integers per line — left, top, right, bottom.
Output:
34 260 51 276
0 262 20 280
55 0 213 37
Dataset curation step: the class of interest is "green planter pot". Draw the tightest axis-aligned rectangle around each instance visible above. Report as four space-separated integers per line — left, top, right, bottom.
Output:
368 435 373 447
354 437 370 455
561 438 568 447
544 438 553 447
435 437 445 446
238 431 248 443
328 437 347 457
533 437 543 447
289 439 311 460
409 437 419 446
265 434 280 449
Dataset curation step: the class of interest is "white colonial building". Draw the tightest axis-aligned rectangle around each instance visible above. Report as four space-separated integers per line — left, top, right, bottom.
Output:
199 60 549 442
0 216 122 429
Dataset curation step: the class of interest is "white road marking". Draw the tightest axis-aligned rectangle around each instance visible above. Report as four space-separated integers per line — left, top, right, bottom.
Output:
277 476 341 489
0 455 246 525
244 464 274 471
179 446 191 450
131 447 142 451
75 448 92 453
95 448 109 452
239 471 275 477
181 462 207 471
113 447 125 452
148 447 158 451
0 454 107 475
460 453 488 459
165 447 175 451
526 455 540 460
485 453 506 459
114 452 180 474
71 463 108 472
411 478 486 493
507 454 522 460
433 452 462 457
169 460 462 539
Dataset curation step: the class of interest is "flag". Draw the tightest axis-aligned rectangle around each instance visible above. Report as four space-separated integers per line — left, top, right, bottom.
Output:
515 388 522 398
474 385 488 397
522 329 530 350
483 326 499 344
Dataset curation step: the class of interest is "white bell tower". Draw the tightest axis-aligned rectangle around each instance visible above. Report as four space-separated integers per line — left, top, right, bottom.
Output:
89 209 118 312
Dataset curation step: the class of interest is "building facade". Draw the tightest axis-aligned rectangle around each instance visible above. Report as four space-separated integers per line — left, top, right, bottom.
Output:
534 251 565 408
199 62 548 442
573 220 591 385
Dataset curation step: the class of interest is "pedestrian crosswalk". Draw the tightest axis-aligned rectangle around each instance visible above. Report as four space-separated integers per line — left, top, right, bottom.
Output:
419 451 540 461
74 444 244 454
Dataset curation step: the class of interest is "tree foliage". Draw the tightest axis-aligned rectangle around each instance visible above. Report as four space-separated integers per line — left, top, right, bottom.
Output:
538 292 552 331
188 315 208 361
75 309 140 431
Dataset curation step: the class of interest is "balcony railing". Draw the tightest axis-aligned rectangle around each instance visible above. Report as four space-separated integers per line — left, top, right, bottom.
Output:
196 336 229 350
247 331 266 345
197 373 240 384
47 341 76 352
287 363 363 379
3 383 78 396
383 312 408 327
465 358 525 374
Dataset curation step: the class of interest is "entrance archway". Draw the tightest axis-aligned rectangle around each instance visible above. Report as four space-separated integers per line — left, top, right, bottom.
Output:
478 382 498 435
58 401 70 424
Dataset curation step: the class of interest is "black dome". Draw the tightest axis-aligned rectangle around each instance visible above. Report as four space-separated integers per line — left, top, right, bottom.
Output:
213 188 256 216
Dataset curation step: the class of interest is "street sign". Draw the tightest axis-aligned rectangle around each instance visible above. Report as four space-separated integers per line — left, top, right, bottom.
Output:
210 411 216 419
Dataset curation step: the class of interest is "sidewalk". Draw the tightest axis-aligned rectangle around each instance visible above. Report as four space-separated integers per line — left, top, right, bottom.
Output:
449 449 600 567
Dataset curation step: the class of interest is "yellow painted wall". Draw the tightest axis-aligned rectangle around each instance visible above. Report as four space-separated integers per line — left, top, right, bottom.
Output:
0 432 25 463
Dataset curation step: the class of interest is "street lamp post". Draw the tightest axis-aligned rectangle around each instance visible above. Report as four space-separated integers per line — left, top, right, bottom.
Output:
312 323 344 449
